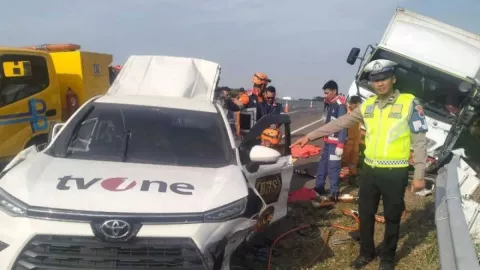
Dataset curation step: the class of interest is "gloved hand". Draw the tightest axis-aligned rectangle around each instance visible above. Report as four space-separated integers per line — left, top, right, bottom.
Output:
335 147 343 156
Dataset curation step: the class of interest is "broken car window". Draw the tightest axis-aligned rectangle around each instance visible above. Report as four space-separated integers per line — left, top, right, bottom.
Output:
64 103 233 167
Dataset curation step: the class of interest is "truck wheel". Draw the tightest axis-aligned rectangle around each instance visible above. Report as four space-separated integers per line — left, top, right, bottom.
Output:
25 134 48 149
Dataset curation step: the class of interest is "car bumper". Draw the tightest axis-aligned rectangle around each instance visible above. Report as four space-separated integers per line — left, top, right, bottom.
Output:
0 211 255 270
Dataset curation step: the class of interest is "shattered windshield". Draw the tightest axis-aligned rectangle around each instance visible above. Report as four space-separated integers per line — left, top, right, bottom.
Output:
62 103 232 167
358 48 473 123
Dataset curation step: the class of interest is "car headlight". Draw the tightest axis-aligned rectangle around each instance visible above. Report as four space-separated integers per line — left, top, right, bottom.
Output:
204 197 247 222
0 188 27 217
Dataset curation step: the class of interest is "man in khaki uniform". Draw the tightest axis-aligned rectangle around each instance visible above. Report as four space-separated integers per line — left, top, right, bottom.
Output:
291 59 427 269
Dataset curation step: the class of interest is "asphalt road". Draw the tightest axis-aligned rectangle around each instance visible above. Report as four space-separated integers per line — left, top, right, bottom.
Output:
283 101 325 139
280 100 327 190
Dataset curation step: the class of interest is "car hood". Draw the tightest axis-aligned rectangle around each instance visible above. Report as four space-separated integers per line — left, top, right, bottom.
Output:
0 154 248 213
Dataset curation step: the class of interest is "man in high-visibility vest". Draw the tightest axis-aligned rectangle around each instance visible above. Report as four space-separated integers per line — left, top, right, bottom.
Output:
291 59 427 270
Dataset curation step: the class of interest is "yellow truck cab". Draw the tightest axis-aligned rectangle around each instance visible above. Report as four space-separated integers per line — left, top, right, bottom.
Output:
0 44 113 167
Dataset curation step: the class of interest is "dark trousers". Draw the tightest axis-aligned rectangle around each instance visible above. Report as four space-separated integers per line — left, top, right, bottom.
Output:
358 165 408 261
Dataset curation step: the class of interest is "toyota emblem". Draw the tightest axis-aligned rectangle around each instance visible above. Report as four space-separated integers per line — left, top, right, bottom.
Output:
100 220 131 239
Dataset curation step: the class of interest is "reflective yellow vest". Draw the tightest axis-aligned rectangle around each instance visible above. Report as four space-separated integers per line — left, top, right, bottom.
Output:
360 93 415 168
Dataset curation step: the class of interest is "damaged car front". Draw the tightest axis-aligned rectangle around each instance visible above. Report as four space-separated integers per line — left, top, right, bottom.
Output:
0 55 293 270
0 97 259 270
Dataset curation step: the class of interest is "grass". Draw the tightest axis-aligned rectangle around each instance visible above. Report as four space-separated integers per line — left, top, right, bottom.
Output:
233 180 440 270
232 135 440 269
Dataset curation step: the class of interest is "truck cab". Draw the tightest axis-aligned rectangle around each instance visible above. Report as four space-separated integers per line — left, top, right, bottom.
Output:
0 44 113 167
345 8 480 171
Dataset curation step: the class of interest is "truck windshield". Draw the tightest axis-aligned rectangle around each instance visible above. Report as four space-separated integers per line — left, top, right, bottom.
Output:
0 54 50 108
358 48 473 123
59 103 233 168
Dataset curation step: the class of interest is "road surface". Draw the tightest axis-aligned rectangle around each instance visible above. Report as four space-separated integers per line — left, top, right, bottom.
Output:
280 100 326 190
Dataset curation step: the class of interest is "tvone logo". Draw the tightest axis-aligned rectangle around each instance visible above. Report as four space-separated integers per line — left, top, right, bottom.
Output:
56 176 194 195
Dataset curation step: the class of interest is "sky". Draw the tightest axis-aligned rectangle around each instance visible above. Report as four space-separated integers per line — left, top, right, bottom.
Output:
1 0 479 99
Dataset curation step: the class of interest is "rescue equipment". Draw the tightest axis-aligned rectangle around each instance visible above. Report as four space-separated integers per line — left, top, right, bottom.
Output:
65 88 79 120
332 209 360 232
22 43 81 52
238 93 250 105
266 224 332 270
291 144 321 158
261 127 282 147
332 209 407 232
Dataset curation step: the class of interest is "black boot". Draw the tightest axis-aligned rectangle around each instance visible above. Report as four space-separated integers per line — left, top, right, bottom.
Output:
379 258 395 270
313 186 326 195
327 191 340 203
351 255 374 269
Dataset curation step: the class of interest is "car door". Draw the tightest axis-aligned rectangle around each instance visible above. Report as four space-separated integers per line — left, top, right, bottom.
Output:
0 52 61 160
238 114 294 224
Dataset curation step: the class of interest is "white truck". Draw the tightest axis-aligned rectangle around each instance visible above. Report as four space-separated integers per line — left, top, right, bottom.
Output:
346 8 480 172
0 55 294 270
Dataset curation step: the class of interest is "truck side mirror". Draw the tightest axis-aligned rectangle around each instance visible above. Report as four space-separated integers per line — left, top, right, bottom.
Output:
347 47 361 65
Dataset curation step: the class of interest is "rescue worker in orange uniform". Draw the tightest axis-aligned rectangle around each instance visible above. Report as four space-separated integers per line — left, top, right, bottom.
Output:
238 72 271 109
341 95 363 179
237 73 272 137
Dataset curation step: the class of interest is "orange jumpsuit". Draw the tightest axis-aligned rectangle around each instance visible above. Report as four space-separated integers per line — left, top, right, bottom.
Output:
341 108 362 176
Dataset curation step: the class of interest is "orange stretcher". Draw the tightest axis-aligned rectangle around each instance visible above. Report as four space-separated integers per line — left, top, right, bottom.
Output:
291 144 321 158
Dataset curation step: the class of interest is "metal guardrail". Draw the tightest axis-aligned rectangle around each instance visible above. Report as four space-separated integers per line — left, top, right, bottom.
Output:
435 155 480 270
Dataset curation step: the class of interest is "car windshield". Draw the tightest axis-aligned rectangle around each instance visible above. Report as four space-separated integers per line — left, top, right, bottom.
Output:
62 103 232 167
358 48 473 123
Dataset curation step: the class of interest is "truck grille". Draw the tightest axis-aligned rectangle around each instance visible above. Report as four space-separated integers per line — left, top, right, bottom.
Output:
13 235 206 270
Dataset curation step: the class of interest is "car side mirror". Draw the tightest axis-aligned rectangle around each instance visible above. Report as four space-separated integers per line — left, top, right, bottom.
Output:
48 123 65 144
347 47 361 65
249 145 281 164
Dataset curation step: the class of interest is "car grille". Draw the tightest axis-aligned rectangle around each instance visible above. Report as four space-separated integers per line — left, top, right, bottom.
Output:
13 235 206 270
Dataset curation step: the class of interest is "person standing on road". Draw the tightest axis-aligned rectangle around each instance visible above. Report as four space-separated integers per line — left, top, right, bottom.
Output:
314 80 348 202
216 87 245 135
341 95 363 180
239 72 271 108
258 86 283 118
323 99 330 115
290 59 427 269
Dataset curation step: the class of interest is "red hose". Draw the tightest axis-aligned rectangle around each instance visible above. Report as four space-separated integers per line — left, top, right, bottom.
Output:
266 224 314 270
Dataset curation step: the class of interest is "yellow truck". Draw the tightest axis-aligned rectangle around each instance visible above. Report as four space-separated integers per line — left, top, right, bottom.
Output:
0 44 115 166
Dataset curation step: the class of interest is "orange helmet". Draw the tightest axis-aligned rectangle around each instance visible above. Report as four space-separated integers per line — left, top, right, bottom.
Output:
261 127 281 147
252 72 271 87
238 93 250 105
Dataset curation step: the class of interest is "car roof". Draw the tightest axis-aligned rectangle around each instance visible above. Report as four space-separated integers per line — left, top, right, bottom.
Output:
94 95 218 113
